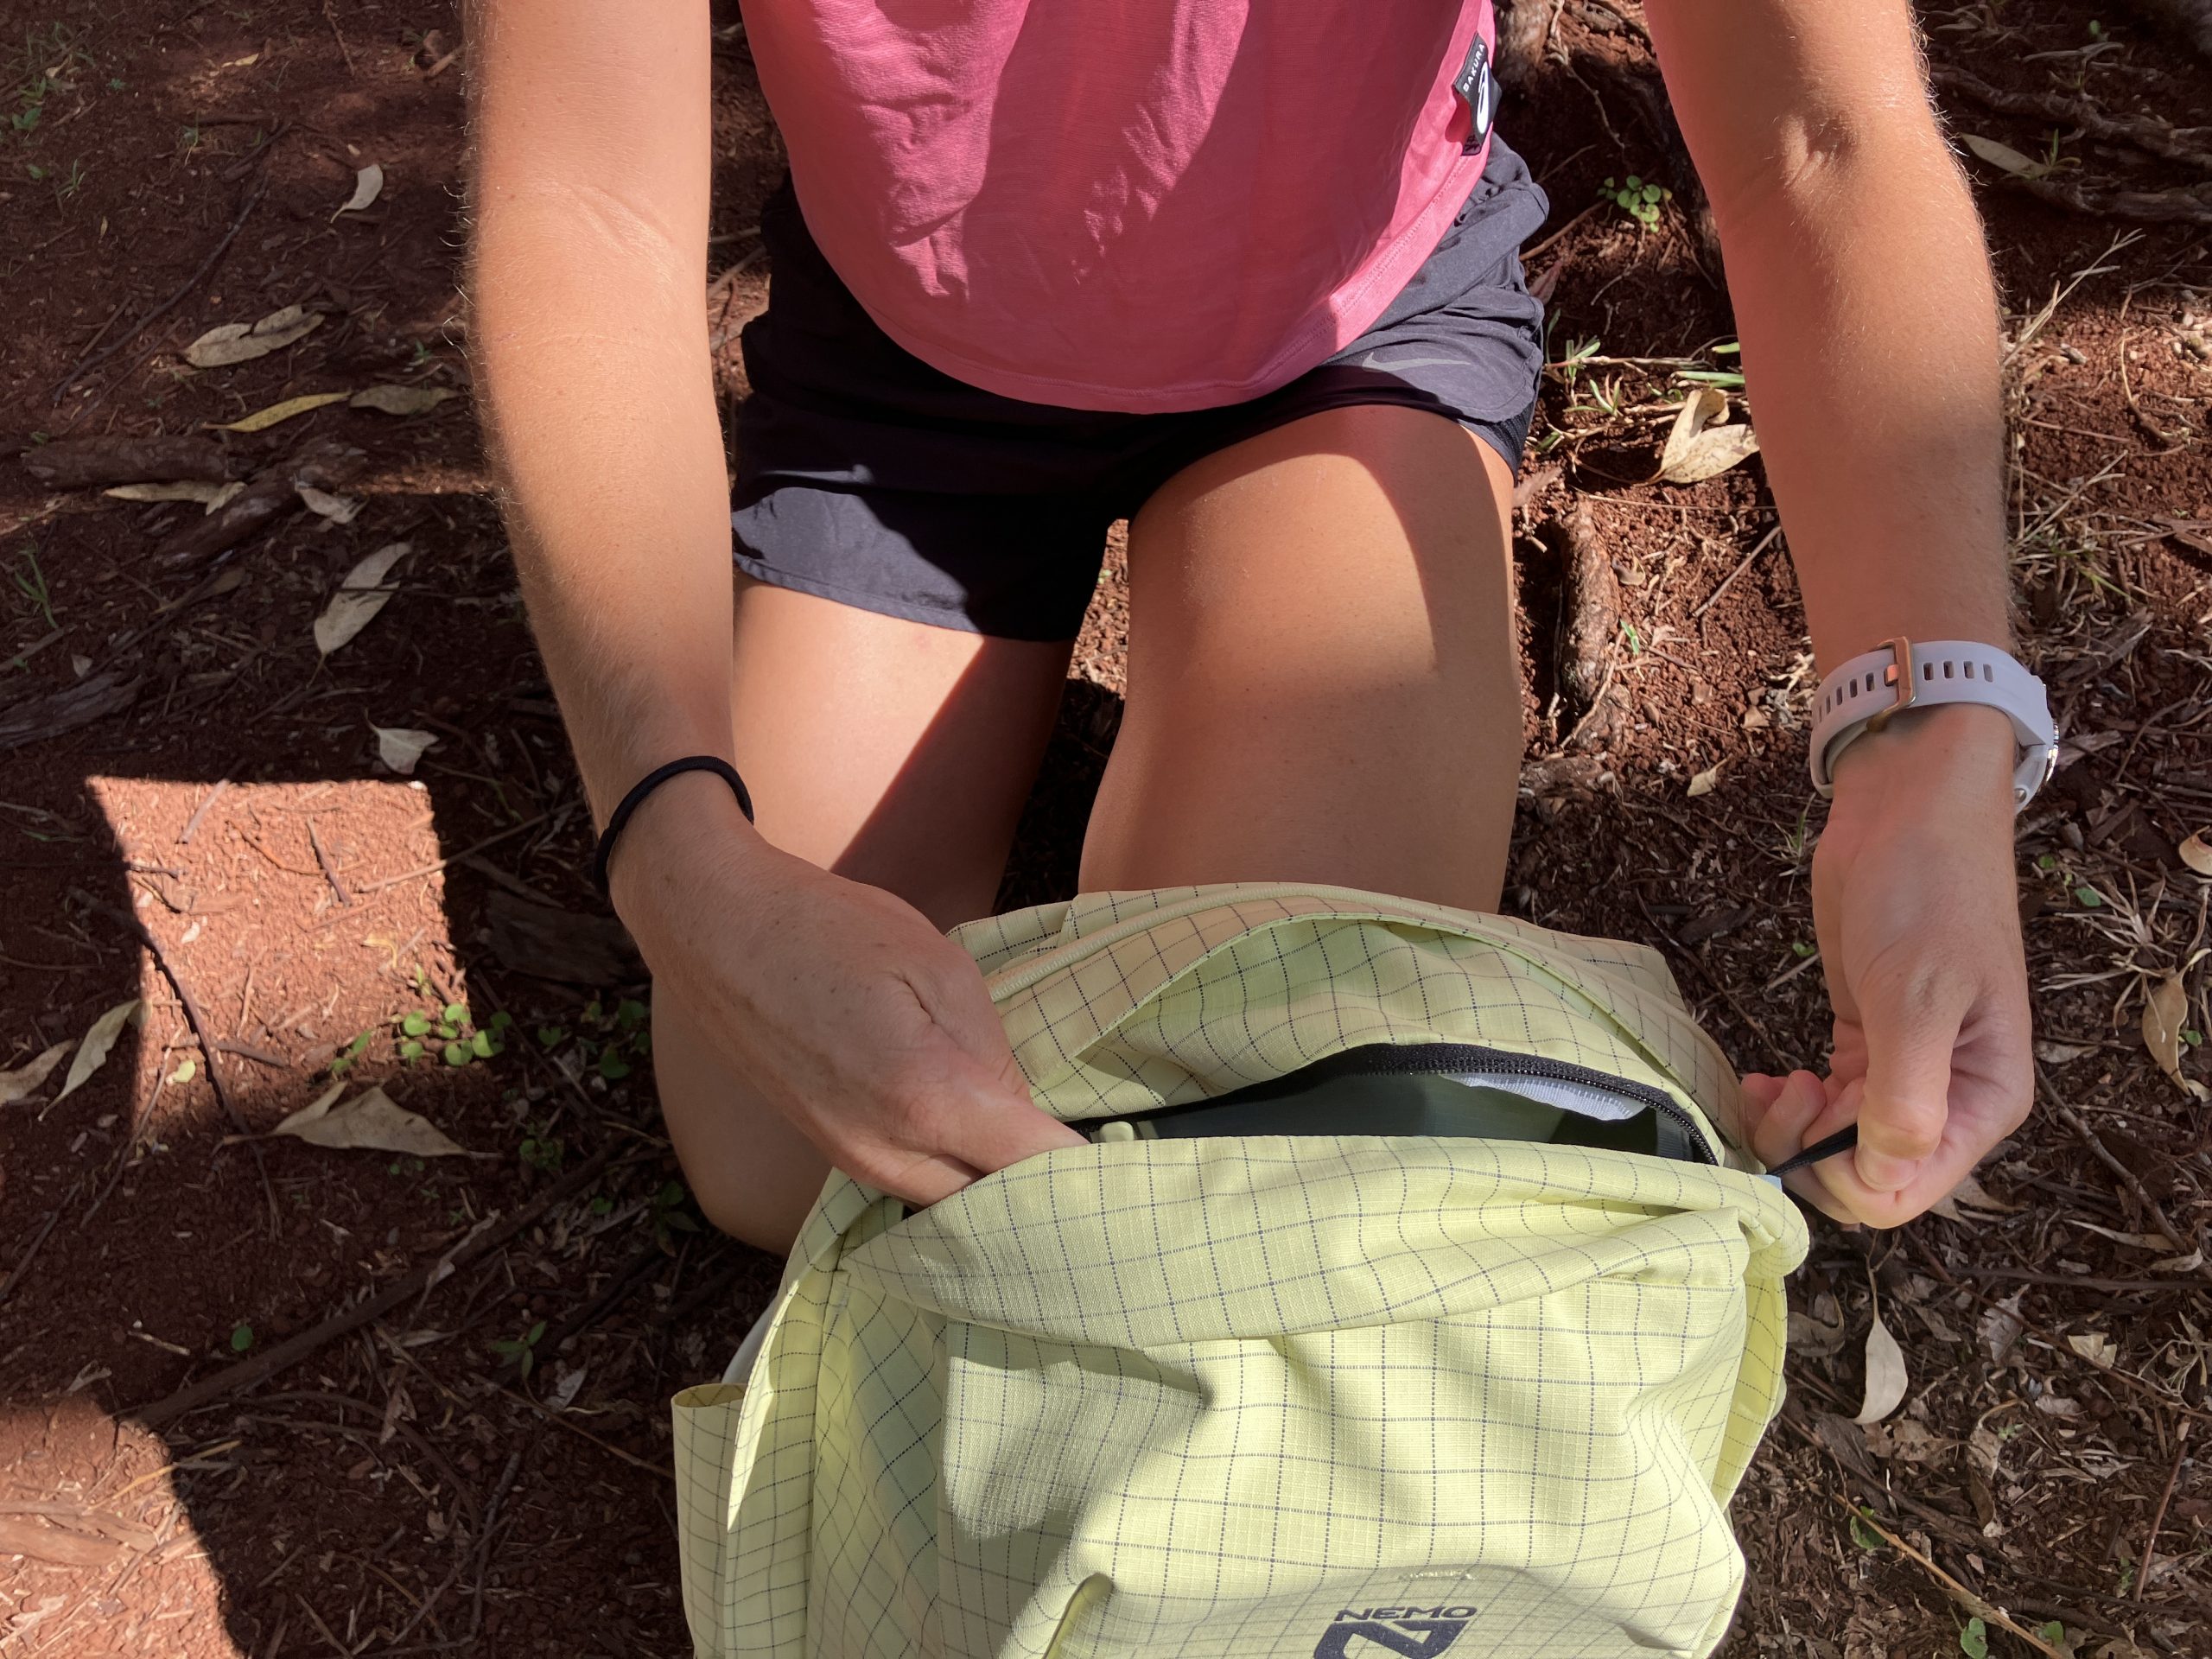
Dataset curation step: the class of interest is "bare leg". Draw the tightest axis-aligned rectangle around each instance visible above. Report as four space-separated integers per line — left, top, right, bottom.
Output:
655 575 1071 1255
1082 405 1523 908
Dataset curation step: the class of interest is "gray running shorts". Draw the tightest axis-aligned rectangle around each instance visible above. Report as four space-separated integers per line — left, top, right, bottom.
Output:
731 136 1550 640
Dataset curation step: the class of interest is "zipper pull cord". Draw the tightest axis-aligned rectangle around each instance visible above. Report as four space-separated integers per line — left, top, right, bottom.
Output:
1764 1122 1859 1179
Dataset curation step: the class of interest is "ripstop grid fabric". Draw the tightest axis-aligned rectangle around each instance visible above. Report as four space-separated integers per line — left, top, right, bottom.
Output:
673 885 1809 1659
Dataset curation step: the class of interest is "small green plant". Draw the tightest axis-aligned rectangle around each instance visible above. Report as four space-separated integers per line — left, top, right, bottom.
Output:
2037 1623 2068 1654
518 1125 565 1175
1554 334 1601 388
1789 940 1816 959
651 1179 700 1248
328 1030 374 1077
1618 620 1643 657
490 1319 547 1379
10 545 54 629
1599 173 1671 228
230 1322 254 1353
1958 1616 1988 1659
395 1002 509 1067
1847 1507 1884 1552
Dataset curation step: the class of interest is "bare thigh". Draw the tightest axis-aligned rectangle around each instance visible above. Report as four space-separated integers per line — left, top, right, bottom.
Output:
1082 404 1522 909
655 575 1071 1255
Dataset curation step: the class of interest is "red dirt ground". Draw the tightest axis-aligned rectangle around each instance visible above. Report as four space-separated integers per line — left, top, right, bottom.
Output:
2 3 2208 1656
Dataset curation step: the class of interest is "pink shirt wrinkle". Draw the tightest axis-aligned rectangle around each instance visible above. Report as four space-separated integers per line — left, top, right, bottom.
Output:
741 1 1497 412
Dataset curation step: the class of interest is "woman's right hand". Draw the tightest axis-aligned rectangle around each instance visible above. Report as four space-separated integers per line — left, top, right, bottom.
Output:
607 774 1089 1209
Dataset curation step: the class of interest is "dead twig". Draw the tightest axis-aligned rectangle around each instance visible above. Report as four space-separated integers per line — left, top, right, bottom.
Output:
1935 66 2212 173
2137 1423 2191 1602
1690 524 1784 622
50 169 271 405
1834 1496 2069 1659
321 0 359 75
353 812 552 895
136 1142 621 1428
71 888 278 1230
306 819 352 907
0 1211 60 1306
178 778 230 846
1992 172 2212 226
2036 1063 2212 1283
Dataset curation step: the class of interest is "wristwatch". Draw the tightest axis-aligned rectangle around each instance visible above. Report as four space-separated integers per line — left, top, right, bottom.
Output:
1808 636 2057 811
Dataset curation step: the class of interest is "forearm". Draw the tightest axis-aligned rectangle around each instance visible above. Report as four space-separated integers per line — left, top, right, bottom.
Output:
1647 1 2013 676
1711 130 2012 671
472 213 734 817
465 0 732 826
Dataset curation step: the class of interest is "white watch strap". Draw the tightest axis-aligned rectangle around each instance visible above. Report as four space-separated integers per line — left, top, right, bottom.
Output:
1808 637 2057 810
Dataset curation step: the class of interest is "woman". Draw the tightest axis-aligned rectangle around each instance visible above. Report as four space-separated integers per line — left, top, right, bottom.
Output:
463 0 2044 1255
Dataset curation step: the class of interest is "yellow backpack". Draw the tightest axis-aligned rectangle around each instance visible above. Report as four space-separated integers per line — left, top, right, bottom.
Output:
672 885 1809 1658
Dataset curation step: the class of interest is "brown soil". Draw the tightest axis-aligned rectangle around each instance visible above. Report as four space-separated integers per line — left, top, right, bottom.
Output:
2 3 2207 1656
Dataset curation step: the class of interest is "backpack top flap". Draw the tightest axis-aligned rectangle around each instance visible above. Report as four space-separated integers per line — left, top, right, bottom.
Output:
961 884 1752 1164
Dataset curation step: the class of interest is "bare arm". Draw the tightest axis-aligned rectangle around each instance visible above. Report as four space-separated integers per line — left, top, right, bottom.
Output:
464 0 737 831
1644 0 2012 664
463 2 1084 1220
1647 0 2032 1224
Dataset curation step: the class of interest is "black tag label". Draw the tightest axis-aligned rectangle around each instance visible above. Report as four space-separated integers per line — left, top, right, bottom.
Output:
1452 36 1497 153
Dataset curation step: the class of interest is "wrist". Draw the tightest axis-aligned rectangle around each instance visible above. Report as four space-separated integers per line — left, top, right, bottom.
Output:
603 768 766 931
1827 702 2018 812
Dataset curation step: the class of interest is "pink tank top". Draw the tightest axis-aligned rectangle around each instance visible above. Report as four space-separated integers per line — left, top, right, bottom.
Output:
741 2 1498 413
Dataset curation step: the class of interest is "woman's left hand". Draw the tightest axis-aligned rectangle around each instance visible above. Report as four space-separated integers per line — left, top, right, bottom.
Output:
1741 702 2033 1226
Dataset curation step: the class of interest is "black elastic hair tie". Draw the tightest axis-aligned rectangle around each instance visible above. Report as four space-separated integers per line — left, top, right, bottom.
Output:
592 756 754 895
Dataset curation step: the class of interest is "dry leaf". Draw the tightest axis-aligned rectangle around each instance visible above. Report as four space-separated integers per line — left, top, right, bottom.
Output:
272 1084 468 1158
212 391 350 434
2067 1219 2171 1251
1962 133 2050 179
350 385 456 416
103 480 243 514
297 486 363 524
0 1041 73 1107
336 162 385 217
1980 1292 2026 1363
54 999 143 1103
1853 1308 1910 1424
372 725 440 775
1930 1169 2024 1223
1686 762 1723 798
2034 1393 2082 1417
2034 1039 2098 1065
185 305 324 369
1864 1419 1948 1464
2152 1247 2205 1274
2066 1332 2118 1366
2142 973 2205 1100
315 543 411 657
545 1363 588 1412
1788 1291 1847 1357
1660 387 1760 484
2180 831 2212 876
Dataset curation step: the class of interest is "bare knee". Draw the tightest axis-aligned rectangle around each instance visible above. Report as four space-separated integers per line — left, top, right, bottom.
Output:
652 991 830 1258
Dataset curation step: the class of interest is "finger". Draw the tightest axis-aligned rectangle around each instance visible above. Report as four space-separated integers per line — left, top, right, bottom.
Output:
1800 1074 1988 1228
1738 1072 1788 1114
872 1148 989 1210
1745 1071 1827 1171
903 955 1092 1173
1847 963 1970 1196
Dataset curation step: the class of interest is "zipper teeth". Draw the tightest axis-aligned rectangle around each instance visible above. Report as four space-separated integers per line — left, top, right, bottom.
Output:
1085 1042 1719 1167
1376 1044 1715 1166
